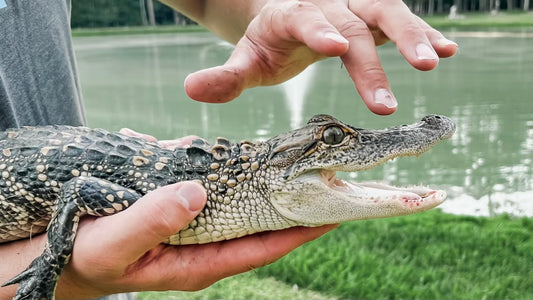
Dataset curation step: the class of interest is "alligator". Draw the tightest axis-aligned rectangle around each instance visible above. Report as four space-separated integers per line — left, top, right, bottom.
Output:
0 114 455 299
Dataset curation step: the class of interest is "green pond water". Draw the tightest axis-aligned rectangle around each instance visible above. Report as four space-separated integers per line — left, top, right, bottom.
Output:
73 29 533 217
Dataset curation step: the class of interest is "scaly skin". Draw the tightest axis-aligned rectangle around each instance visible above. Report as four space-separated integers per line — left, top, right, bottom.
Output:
0 114 455 299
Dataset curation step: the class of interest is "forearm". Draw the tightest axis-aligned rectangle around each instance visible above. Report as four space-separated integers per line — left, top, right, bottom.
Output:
0 235 46 298
160 0 267 44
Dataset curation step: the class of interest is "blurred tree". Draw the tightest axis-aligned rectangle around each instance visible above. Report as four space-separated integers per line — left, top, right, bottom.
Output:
146 0 156 26
71 0 195 28
71 0 142 28
70 0 530 28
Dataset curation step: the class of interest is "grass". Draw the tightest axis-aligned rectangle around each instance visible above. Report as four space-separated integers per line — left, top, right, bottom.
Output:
71 24 206 37
424 10 533 29
137 271 336 300
138 210 532 299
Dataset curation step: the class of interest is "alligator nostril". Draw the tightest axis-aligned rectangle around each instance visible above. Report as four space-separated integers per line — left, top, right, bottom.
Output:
422 115 444 126
421 115 456 139
422 115 436 125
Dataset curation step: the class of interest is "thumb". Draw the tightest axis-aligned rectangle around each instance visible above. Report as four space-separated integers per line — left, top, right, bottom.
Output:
184 49 257 103
88 181 207 264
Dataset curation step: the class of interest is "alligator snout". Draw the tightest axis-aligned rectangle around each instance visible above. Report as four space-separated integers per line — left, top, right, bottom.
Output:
421 115 456 140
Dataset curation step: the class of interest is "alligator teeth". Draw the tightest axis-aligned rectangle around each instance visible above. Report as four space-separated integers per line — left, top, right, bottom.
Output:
320 170 336 185
316 169 443 202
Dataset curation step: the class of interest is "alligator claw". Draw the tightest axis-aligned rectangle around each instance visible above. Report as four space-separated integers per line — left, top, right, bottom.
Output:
0 115 456 299
3 253 58 300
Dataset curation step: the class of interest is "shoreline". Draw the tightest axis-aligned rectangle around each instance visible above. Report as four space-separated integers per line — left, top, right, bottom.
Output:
71 11 533 37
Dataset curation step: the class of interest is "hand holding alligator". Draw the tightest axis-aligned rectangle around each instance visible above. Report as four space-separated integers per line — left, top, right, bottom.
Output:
57 183 335 298
0 182 334 299
183 0 458 115
57 131 335 298
0 132 335 299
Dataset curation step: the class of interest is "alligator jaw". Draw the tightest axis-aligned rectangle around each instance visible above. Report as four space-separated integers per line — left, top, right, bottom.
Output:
323 170 446 210
271 169 446 226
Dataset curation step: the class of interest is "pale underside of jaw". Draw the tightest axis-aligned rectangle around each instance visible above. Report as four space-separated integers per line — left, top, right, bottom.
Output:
319 170 446 206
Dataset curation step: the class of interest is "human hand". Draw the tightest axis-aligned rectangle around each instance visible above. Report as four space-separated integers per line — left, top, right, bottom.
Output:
118 128 200 150
184 0 458 115
32 129 333 299
0 130 336 299
52 182 335 299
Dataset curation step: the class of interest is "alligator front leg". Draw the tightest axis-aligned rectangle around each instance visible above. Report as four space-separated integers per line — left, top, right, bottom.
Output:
3 176 141 300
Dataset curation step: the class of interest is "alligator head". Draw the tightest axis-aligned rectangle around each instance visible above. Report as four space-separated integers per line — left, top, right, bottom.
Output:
170 114 455 244
264 114 455 225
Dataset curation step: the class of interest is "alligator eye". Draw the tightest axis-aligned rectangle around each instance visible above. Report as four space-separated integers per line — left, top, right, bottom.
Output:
322 126 345 145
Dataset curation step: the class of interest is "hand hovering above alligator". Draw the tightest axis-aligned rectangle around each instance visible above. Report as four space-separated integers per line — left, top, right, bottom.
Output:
0 114 455 300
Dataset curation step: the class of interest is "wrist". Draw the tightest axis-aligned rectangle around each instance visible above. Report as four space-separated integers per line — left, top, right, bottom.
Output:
0 234 47 298
161 0 268 44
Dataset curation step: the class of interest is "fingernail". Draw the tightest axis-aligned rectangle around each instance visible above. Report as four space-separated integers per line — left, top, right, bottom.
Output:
184 73 192 88
324 32 348 45
176 182 206 212
374 89 397 109
415 43 439 61
438 38 458 47
120 128 138 136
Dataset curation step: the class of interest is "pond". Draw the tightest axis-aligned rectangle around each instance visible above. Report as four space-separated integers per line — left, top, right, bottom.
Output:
73 29 533 217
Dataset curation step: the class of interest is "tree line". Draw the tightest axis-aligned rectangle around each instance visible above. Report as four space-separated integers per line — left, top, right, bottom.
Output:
405 0 530 15
71 0 531 28
71 0 194 28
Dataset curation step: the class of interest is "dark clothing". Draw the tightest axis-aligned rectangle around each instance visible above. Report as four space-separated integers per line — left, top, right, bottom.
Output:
0 0 86 130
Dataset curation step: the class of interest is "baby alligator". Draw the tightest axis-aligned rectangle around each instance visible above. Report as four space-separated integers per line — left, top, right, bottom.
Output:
0 114 455 299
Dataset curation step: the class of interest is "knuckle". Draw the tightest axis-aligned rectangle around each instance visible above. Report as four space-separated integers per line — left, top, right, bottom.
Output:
143 194 186 239
353 61 387 83
424 26 445 41
337 19 372 40
284 1 321 22
402 21 423 37
290 0 317 10
272 0 317 18
360 63 386 78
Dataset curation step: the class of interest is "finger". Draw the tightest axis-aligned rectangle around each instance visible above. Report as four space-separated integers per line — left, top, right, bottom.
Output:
216 224 339 270
119 128 157 143
185 11 274 103
76 182 206 268
181 224 339 290
184 61 251 103
321 4 397 115
184 30 276 103
341 24 397 115
363 4 440 71
414 16 458 58
186 1 350 104
281 1 349 57
158 135 201 149
432 36 458 58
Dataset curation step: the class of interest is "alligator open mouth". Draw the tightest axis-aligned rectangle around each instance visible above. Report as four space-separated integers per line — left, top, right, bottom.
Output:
268 114 454 225
320 169 446 208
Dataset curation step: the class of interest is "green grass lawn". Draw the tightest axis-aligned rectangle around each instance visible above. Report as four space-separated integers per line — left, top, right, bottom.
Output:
137 272 335 300
139 210 532 299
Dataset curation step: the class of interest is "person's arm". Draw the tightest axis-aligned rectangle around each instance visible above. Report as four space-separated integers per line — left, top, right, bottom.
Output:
160 0 264 44
164 0 458 115
0 132 336 299
0 234 47 298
